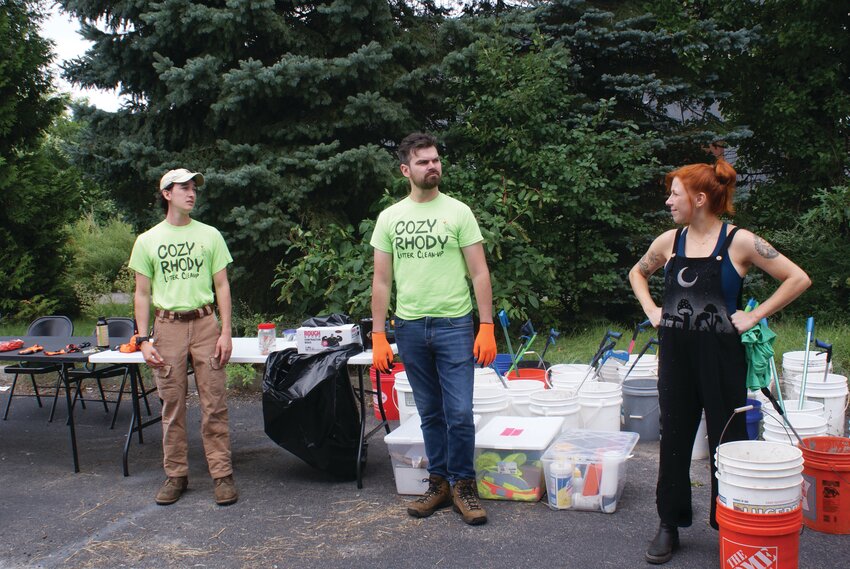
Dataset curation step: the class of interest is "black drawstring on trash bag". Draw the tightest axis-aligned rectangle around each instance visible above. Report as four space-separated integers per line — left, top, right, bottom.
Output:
262 344 363 480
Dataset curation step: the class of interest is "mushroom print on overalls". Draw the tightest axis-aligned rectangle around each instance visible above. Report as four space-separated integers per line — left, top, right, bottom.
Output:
661 228 740 334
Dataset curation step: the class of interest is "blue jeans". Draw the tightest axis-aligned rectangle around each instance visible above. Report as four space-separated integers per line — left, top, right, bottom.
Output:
394 314 476 482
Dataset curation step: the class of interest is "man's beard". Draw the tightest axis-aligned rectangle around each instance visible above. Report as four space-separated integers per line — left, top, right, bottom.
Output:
417 171 441 190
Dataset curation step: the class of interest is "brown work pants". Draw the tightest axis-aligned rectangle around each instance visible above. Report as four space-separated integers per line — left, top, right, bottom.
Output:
151 313 232 479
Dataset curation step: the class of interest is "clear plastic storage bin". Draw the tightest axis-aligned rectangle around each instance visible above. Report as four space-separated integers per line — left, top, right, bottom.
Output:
473 416 564 502
541 430 639 513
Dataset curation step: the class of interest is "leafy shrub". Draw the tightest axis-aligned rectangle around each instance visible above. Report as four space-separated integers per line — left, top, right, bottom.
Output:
225 363 261 390
750 185 850 318
272 217 379 319
65 215 136 317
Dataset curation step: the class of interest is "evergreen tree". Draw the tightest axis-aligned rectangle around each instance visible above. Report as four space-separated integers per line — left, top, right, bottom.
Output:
0 0 73 319
60 0 451 309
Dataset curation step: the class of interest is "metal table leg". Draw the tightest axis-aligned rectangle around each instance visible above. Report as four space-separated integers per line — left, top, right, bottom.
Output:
62 364 80 473
123 365 162 476
355 365 392 488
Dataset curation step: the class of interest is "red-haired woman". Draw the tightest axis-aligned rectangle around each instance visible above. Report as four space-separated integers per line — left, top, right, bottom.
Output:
629 158 810 564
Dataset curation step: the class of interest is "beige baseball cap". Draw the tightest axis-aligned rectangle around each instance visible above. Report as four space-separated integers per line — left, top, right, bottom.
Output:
159 168 205 190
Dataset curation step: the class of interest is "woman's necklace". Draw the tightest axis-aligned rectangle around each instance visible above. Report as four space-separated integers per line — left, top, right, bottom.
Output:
687 223 722 247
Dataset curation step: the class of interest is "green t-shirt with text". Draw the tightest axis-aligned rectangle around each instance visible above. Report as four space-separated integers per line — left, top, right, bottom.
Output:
371 192 483 319
128 219 232 311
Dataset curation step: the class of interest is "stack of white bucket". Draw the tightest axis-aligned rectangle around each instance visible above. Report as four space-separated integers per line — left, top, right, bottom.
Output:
396 368 507 426
617 354 658 382
528 389 580 431
715 440 804 513
546 364 622 431
781 350 847 437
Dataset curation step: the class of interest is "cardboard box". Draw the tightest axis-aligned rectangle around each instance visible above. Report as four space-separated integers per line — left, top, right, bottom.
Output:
295 324 361 354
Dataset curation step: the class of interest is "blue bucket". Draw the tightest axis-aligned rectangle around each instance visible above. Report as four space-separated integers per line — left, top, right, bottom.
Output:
745 398 763 440
493 353 513 377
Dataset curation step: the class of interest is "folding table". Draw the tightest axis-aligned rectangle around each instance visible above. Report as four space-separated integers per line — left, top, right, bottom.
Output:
0 335 118 472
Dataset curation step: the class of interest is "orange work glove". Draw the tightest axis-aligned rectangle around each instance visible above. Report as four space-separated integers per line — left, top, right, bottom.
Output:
474 322 497 367
371 331 394 374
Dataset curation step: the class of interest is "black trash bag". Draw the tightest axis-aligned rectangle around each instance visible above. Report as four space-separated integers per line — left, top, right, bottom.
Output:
262 344 362 480
300 313 352 327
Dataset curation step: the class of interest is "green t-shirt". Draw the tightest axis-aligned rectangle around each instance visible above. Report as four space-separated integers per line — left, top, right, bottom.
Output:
371 192 484 319
128 219 232 311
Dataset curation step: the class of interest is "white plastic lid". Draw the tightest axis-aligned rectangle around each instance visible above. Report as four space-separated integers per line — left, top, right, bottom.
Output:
542 429 639 462
384 414 481 445
474 416 564 451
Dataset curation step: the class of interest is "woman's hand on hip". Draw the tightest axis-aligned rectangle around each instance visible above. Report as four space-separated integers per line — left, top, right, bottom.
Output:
730 310 759 335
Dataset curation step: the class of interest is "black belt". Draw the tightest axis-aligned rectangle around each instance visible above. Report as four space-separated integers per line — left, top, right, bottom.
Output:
155 304 214 321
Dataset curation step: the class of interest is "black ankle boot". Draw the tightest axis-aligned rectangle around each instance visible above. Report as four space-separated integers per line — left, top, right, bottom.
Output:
645 523 679 564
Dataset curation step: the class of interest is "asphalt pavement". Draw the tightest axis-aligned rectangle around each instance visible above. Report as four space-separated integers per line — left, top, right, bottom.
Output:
0 383 846 569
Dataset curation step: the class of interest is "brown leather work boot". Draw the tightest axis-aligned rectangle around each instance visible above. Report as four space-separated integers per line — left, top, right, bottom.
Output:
452 479 487 525
407 474 452 518
214 474 239 505
155 476 188 505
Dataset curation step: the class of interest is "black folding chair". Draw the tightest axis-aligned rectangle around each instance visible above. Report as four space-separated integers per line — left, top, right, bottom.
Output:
3 316 74 422
66 317 154 428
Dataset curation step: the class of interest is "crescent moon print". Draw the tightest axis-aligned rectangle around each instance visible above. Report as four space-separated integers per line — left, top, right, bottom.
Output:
677 267 698 287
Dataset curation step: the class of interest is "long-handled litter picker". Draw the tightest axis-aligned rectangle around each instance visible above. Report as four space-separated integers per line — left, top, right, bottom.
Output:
507 320 537 376
497 309 514 360
575 340 616 393
621 337 659 383
590 330 622 367
815 339 833 384
628 320 651 355
538 328 560 368
798 316 815 410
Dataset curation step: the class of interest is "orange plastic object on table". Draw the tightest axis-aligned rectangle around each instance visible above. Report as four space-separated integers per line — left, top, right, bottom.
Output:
0 339 24 352
119 335 141 353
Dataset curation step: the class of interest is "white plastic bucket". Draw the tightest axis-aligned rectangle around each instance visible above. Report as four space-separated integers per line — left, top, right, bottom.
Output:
392 372 418 424
597 358 623 383
549 370 596 392
529 389 580 431
762 412 828 445
692 412 709 460
578 382 623 431
781 350 831 398
474 367 503 385
715 440 804 513
505 379 545 417
618 354 658 381
549 363 593 375
795 374 848 436
472 386 510 428
784 400 825 419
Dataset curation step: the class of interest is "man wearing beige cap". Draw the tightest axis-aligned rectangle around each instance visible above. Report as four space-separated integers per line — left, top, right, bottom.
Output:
129 168 237 506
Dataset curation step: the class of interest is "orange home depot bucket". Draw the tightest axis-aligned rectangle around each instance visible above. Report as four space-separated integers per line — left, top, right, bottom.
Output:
800 436 850 534
506 367 547 384
716 500 802 569
369 364 403 421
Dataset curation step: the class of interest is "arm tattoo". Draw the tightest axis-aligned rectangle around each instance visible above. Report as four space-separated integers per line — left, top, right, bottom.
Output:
754 236 779 259
638 250 661 277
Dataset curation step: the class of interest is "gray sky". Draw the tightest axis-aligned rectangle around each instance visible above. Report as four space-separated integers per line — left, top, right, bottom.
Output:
41 8 123 111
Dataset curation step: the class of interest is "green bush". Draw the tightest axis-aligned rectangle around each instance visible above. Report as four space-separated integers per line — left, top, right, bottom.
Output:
65 214 136 317
748 184 850 318
225 363 261 390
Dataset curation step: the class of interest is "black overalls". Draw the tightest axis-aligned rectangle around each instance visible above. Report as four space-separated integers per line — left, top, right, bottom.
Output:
657 226 748 529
